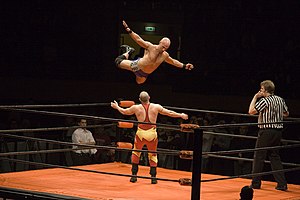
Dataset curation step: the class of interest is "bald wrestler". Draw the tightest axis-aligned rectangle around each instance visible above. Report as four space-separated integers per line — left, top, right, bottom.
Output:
111 91 188 184
115 20 194 84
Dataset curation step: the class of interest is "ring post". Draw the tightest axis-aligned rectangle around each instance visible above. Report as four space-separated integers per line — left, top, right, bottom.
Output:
191 128 203 200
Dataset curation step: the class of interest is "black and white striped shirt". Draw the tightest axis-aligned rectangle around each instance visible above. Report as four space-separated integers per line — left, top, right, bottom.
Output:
255 95 288 129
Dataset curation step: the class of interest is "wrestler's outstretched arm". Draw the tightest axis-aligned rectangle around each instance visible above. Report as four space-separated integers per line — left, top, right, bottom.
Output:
111 100 136 115
157 104 188 120
164 55 194 70
122 20 151 49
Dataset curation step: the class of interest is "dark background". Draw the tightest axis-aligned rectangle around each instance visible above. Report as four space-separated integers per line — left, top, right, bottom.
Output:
0 0 299 183
1 0 299 99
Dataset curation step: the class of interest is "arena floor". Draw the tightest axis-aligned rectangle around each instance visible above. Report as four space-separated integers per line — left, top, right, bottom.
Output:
0 162 299 200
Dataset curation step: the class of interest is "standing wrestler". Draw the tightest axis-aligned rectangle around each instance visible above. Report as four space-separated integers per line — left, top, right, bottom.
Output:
115 20 194 84
248 80 289 191
111 91 188 184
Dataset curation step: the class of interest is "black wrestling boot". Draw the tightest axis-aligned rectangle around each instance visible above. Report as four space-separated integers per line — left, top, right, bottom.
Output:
120 45 135 58
250 180 261 189
130 164 138 183
275 184 288 191
249 184 261 189
150 167 157 184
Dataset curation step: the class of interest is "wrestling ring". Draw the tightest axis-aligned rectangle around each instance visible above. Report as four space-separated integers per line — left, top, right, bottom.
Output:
0 101 300 200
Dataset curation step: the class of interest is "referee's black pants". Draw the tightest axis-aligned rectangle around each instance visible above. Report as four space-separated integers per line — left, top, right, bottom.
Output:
251 129 287 187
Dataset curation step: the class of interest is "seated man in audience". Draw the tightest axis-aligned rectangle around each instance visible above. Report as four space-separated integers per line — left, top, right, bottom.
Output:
71 119 97 166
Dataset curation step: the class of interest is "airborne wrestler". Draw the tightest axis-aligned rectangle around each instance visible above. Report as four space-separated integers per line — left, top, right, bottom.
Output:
115 20 194 84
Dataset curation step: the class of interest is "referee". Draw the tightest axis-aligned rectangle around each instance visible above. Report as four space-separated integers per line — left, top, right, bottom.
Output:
248 80 289 191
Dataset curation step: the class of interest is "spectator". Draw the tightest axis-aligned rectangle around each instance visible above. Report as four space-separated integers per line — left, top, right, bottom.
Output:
71 119 97 166
240 185 254 200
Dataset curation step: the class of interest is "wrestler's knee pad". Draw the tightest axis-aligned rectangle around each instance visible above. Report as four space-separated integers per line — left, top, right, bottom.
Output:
115 55 126 67
136 77 146 84
148 153 158 167
131 153 140 164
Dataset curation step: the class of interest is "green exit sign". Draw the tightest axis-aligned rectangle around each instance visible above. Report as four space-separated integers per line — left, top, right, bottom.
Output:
145 26 156 32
